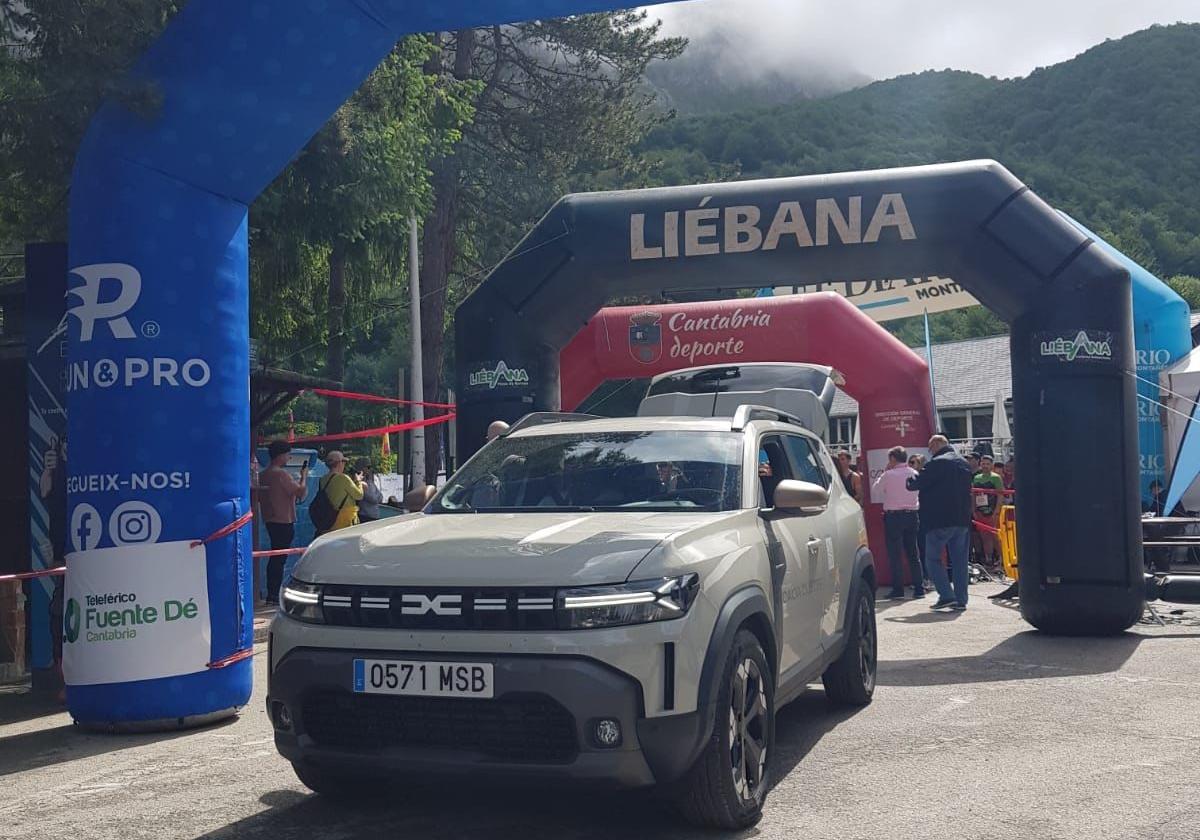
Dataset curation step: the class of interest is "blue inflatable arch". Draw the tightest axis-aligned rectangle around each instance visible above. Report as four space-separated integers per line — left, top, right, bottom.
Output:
66 0 671 727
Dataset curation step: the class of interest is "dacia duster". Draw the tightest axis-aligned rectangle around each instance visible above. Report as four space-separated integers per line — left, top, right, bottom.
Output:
268 405 877 829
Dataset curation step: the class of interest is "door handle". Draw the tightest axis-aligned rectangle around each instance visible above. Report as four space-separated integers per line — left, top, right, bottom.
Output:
807 538 822 557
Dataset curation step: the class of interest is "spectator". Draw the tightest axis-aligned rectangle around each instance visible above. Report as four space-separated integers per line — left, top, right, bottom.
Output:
404 484 436 512
358 465 383 523
317 450 365 533
971 455 1005 568
873 446 924 599
259 440 309 603
907 435 973 611
487 420 510 442
1142 479 1182 517
835 450 863 504
966 453 981 476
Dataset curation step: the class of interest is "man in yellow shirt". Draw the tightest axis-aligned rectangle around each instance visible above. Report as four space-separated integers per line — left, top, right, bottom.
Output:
318 450 365 533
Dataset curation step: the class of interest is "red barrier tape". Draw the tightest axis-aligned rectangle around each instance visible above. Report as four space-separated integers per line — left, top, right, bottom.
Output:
191 510 255 548
252 547 306 558
972 487 1015 497
0 567 66 583
973 518 1001 535
208 647 256 669
308 387 456 411
285 412 454 445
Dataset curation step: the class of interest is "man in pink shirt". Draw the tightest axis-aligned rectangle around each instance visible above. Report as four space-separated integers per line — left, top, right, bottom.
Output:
872 446 924 599
258 440 309 603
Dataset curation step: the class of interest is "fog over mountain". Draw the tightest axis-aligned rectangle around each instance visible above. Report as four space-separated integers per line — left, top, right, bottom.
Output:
643 0 1200 112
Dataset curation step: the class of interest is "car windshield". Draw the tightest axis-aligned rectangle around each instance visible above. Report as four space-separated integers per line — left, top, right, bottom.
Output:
430 430 744 513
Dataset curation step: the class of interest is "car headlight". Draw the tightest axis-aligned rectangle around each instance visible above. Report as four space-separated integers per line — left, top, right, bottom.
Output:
281 580 324 624
558 574 700 630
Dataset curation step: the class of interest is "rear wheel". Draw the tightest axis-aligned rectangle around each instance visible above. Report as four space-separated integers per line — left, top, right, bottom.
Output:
822 584 877 706
676 629 774 830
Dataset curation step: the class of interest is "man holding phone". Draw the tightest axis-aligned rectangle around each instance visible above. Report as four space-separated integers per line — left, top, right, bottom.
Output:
259 440 309 603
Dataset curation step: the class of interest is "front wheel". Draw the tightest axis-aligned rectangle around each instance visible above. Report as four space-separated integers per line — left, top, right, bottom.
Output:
675 629 774 830
292 763 377 801
822 583 877 706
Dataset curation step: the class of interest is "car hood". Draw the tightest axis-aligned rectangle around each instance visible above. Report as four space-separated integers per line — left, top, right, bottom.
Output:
294 511 731 587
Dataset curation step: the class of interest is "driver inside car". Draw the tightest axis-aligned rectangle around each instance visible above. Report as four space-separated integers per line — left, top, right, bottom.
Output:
654 461 689 495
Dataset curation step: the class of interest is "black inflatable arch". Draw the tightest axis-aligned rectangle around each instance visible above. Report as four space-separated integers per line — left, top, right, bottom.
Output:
455 160 1142 633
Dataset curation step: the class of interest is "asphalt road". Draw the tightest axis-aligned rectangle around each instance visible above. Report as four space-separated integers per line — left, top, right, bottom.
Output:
4 585 1200 840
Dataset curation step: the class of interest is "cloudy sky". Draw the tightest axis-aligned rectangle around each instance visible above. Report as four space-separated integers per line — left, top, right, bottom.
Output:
644 0 1200 80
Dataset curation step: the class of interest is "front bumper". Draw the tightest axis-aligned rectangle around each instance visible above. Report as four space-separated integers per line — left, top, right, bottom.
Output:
268 644 706 788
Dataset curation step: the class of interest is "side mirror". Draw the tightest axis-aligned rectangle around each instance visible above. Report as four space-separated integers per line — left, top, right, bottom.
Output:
772 479 830 514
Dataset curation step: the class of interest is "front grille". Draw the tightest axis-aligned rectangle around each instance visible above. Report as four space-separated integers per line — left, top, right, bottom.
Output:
301 691 579 763
319 586 559 631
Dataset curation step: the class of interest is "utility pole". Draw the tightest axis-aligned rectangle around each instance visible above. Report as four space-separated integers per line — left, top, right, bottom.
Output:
408 214 426 488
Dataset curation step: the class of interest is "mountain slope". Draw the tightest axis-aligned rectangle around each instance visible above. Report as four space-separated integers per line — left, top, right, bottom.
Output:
639 24 1200 280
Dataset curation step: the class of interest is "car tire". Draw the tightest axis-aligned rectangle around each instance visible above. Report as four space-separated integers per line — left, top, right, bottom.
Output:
292 763 375 800
675 628 774 830
822 582 877 706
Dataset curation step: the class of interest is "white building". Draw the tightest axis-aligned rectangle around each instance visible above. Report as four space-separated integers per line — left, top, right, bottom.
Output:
829 333 1014 456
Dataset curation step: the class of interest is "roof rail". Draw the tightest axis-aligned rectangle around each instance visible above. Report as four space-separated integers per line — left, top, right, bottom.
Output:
730 404 810 432
505 411 604 435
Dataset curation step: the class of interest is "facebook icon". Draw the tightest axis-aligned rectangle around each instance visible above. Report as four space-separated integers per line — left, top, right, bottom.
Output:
69 503 102 552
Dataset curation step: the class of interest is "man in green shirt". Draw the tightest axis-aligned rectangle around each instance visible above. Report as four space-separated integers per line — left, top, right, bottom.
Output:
971 455 1005 567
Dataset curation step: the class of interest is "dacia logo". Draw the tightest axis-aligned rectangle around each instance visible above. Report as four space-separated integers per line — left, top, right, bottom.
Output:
64 598 81 644
67 263 142 342
400 594 462 616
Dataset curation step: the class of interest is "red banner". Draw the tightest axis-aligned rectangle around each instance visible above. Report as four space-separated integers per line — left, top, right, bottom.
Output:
286 412 454 445
308 387 456 411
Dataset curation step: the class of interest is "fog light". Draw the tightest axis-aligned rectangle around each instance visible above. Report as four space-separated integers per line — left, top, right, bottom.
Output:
272 701 293 732
592 718 622 748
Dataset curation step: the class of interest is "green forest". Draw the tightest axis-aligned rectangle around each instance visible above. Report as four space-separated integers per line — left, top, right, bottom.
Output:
3 7 1200 459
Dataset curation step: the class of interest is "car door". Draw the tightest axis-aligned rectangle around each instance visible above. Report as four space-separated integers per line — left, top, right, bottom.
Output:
780 434 842 651
757 434 824 678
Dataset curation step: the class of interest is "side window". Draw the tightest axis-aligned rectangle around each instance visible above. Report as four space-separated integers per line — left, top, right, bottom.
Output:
757 435 794 508
782 435 829 489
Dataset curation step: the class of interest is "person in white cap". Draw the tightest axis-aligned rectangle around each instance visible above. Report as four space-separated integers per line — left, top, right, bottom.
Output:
318 450 365 532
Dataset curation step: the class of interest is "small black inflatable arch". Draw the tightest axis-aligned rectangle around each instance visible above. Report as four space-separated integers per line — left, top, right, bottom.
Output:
455 160 1142 634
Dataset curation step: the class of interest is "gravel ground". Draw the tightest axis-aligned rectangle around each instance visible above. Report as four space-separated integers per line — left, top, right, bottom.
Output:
3 583 1200 840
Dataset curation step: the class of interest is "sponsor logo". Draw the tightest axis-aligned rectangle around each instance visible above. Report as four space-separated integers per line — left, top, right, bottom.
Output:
67 263 142 342
1038 330 1113 363
64 598 81 644
401 594 463 616
630 193 916 261
67 262 211 394
874 408 923 438
1135 348 1173 370
66 357 211 392
69 503 102 552
468 361 530 391
109 501 162 546
73 590 200 644
629 312 663 364
630 306 774 367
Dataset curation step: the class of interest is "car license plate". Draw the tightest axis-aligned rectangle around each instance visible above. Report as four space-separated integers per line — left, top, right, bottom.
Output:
353 659 494 698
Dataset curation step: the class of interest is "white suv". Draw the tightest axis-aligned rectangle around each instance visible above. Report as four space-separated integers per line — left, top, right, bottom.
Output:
268 406 876 829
